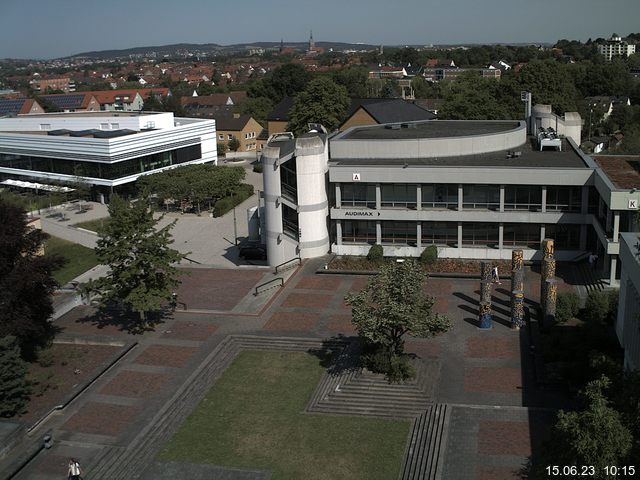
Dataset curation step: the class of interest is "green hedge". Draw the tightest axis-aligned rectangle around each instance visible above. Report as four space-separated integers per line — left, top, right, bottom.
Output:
556 292 581 323
212 184 254 217
366 244 384 264
419 245 438 266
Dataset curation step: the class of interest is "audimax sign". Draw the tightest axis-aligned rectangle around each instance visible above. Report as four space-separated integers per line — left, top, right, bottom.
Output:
343 211 381 217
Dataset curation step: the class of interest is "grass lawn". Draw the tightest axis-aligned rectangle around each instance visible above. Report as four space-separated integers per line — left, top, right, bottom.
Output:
159 350 410 480
45 235 99 285
73 217 110 232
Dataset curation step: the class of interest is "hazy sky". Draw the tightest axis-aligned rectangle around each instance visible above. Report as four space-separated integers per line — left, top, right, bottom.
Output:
1 0 639 59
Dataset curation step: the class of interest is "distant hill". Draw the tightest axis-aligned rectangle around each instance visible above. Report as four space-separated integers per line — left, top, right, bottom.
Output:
66 41 381 60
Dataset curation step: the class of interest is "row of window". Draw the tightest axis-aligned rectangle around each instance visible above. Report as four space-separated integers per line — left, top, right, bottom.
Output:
341 220 581 250
217 131 257 141
340 183 589 212
0 145 202 180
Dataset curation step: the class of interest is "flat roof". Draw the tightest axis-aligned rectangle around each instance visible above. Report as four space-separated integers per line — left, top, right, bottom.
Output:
341 120 521 140
593 155 640 189
17 111 162 118
330 138 589 169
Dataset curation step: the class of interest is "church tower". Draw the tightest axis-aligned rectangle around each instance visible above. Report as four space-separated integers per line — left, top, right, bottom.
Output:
309 30 315 51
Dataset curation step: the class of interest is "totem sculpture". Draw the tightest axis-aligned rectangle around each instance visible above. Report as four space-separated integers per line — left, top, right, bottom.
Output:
479 261 493 328
510 249 525 329
479 301 492 329
544 278 559 325
540 238 556 327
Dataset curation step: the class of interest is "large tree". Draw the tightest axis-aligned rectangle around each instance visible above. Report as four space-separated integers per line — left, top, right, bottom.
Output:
0 336 31 417
287 77 350 134
0 200 64 359
86 196 186 326
345 261 451 380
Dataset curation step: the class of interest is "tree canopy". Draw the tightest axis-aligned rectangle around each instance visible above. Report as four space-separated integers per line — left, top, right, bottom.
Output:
287 77 350 134
86 196 186 326
345 261 451 358
0 200 64 359
247 63 312 103
0 336 31 417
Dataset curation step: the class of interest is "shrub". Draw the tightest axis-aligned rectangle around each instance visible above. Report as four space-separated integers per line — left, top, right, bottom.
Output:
420 245 438 266
217 142 228 157
253 163 263 173
366 244 384 264
361 344 415 383
212 184 254 217
556 292 581 324
583 290 617 324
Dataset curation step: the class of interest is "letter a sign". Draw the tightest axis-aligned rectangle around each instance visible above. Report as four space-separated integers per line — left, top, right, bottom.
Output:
352 173 361 181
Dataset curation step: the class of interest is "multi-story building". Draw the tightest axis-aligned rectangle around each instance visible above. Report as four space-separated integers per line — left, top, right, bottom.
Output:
617 231 640 370
261 107 640 289
598 34 636 61
30 77 76 93
0 111 217 200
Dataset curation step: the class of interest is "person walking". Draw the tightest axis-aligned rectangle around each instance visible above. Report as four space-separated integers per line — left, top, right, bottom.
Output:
68 458 81 480
491 265 501 285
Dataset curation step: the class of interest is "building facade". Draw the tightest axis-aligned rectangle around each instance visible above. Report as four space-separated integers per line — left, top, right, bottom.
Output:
0 111 217 199
616 232 640 370
598 34 636 61
261 110 640 288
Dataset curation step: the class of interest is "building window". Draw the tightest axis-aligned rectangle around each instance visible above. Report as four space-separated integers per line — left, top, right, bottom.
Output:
282 204 299 240
342 220 376 244
421 184 457 209
218 134 224 140
100 123 109 130
381 221 417 245
341 183 376 208
504 185 542 211
110 123 119 129
463 185 500 210
39 124 51 131
503 223 540 248
547 186 581 212
422 222 458 246
227 134 233 140
462 223 499 247
280 159 297 202
545 224 581 250
381 184 417 209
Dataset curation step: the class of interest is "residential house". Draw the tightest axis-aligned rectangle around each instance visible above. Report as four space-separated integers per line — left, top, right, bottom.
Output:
0 98 45 117
39 93 101 112
215 113 263 153
586 96 632 121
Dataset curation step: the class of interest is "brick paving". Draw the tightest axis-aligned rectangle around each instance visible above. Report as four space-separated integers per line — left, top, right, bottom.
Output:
8 259 579 480
133 344 197 368
62 402 140 437
475 465 523 480
100 371 170 398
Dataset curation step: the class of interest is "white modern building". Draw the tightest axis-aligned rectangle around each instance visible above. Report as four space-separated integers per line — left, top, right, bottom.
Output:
598 34 636 61
261 107 640 288
0 111 217 199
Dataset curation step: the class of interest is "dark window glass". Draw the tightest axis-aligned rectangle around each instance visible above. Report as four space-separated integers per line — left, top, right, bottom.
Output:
342 220 377 244
545 224 581 250
421 222 458 246
341 183 376 208
503 223 540 248
463 185 500 210
504 186 542 211
462 223 499 247
381 184 417 208
547 186 581 212
421 184 457 209
280 158 297 202
282 204 299 239
381 221 416 245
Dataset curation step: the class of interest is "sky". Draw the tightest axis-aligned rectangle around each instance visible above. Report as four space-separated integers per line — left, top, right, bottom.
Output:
1 0 639 59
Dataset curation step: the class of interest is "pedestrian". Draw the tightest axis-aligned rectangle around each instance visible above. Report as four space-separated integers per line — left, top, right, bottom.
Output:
588 252 596 269
491 265 501 285
592 253 598 270
68 458 81 480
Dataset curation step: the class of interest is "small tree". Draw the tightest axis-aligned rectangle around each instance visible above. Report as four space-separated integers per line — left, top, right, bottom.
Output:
217 142 228 157
85 196 186 327
556 292 581 323
536 376 632 478
228 137 241 152
0 336 31 417
345 261 451 381
419 245 438 266
366 244 384 264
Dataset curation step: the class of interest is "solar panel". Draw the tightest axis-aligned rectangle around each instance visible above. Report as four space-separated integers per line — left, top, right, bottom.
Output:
42 94 85 109
0 99 25 116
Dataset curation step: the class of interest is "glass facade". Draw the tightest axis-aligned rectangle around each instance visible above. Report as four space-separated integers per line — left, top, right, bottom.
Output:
546 186 582 212
341 183 376 208
545 224 581 250
381 221 417 245
504 185 542 211
280 159 297 202
463 185 500 210
342 220 376 244
422 222 458 246
462 223 499 247
421 184 457 209
381 184 417 208
503 223 540 248
282 204 299 239
0 145 201 181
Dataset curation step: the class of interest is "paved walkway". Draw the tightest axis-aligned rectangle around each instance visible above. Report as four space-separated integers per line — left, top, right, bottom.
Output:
1 256 579 480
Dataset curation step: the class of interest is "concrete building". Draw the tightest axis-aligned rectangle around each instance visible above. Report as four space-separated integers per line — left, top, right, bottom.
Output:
0 111 217 200
616 232 640 370
261 108 640 288
598 34 636 61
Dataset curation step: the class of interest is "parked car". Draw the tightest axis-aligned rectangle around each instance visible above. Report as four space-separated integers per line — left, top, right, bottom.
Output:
239 244 267 260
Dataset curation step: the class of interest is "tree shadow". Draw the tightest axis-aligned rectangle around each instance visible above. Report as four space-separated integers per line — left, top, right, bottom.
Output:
307 335 361 376
75 304 171 334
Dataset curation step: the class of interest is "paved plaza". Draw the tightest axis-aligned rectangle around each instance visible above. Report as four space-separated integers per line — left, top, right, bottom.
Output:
0 255 579 480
